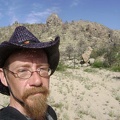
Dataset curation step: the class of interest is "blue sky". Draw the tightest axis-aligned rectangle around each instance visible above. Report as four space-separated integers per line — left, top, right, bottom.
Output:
0 0 119 30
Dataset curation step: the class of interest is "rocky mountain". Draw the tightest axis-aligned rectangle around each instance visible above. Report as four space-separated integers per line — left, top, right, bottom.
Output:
0 13 120 63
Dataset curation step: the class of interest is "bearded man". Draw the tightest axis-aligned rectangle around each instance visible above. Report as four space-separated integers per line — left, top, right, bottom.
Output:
0 26 60 120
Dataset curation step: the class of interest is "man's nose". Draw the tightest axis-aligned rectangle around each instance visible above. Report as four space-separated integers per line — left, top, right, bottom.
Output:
28 71 43 87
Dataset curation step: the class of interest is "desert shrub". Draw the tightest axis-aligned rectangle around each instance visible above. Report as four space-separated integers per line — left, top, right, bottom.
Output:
65 44 74 60
91 48 106 59
110 66 120 72
92 60 104 68
56 62 67 71
91 43 120 71
92 60 110 68
104 44 120 68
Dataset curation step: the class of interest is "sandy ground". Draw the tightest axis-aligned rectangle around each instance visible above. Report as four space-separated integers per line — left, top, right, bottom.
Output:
0 67 120 120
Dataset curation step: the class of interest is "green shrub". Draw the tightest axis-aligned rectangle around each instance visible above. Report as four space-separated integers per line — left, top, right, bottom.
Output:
92 61 104 68
91 44 120 71
56 62 66 71
110 66 120 72
104 44 120 67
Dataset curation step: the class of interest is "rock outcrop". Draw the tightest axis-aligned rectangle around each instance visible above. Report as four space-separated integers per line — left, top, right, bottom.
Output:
46 13 62 27
82 47 93 63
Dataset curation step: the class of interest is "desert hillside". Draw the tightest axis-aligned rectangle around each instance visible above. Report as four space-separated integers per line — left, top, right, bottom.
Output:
0 13 119 71
0 67 120 120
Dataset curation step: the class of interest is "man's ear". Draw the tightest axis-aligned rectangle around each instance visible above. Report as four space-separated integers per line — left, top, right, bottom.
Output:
0 68 8 87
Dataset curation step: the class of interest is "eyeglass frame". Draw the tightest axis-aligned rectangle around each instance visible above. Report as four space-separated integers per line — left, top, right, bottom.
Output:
3 67 52 79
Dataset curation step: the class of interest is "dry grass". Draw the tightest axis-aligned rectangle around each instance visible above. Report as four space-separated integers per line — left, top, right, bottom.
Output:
0 67 120 120
49 67 120 120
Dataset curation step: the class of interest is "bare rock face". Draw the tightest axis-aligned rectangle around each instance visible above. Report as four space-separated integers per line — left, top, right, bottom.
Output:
46 13 62 27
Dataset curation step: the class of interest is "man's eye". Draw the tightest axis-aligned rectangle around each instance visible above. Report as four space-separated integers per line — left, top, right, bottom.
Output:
18 69 28 72
40 68 49 71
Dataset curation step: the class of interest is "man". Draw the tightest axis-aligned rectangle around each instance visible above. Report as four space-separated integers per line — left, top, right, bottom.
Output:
0 26 60 120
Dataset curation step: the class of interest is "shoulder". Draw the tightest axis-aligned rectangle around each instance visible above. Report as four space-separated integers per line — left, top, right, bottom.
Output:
47 105 57 120
0 106 27 120
0 107 10 119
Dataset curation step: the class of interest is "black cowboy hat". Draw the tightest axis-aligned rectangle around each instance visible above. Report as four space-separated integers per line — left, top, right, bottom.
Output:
0 26 60 95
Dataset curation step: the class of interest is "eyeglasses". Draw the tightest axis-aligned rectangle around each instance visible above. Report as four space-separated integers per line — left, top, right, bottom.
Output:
3 67 52 79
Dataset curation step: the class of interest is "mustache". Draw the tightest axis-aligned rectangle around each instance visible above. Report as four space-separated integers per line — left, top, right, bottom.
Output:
22 87 49 99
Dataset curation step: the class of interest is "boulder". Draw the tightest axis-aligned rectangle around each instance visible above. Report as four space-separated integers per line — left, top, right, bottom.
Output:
82 47 93 63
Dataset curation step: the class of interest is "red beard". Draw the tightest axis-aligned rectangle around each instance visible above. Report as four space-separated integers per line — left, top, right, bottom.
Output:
22 87 49 120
